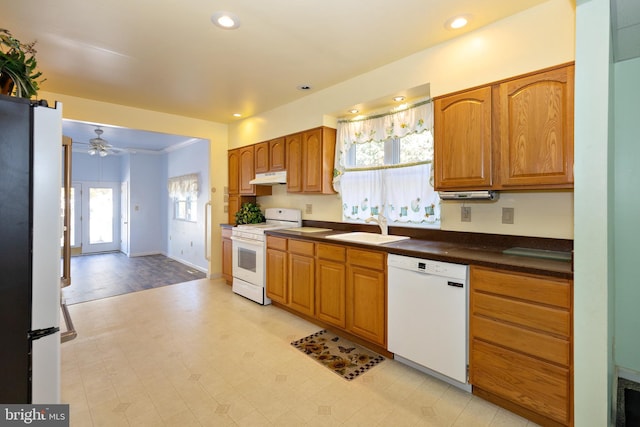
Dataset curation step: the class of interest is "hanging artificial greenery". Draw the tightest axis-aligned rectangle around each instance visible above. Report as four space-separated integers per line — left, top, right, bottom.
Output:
0 28 44 98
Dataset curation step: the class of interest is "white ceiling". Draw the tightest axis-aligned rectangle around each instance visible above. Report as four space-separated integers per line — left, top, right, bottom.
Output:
4 0 552 151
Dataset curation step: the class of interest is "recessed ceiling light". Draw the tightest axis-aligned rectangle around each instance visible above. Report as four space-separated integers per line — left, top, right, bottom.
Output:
393 96 405 102
349 109 359 114
211 11 240 29
297 84 312 91
445 14 471 30
233 113 242 118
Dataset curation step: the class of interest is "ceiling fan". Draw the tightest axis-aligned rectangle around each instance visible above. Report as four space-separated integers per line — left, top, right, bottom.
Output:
87 127 120 157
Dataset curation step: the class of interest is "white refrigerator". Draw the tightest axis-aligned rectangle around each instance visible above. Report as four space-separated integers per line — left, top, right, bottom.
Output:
0 94 63 403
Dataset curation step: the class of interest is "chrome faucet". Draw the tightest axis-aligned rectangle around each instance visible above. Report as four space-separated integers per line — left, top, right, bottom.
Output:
366 212 388 236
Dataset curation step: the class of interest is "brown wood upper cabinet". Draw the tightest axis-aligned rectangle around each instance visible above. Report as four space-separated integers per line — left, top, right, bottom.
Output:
286 126 337 194
228 146 272 197
434 63 574 191
227 146 270 223
254 137 286 174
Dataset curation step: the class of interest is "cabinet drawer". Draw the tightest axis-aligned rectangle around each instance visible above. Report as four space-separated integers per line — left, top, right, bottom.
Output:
288 239 315 256
472 292 570 337
317 243 346 262
471 266 571 309
472 316 570 366
267 236 287 251
347 248 385 270
471 339 570 426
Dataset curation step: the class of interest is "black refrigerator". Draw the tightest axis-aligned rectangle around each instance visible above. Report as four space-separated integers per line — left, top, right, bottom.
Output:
0 94 63 403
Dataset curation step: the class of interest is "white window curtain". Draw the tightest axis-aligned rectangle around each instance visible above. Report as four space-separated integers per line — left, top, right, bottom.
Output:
333 101 433 193
333 101 440 226
167 173 199 198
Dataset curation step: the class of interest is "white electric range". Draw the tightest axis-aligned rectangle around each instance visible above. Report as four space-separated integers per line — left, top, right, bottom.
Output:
231 208 302 304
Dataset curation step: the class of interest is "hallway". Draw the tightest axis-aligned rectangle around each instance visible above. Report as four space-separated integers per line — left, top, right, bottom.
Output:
62 252 206 305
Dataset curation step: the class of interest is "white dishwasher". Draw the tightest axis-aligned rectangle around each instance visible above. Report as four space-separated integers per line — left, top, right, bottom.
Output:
387 254 470 390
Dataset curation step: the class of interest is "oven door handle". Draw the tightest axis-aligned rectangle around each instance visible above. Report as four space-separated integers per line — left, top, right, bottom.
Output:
231 236 265 247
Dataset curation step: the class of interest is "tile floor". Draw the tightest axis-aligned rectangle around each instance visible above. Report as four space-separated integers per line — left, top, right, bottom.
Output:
61 278 540 426
63 253 206 305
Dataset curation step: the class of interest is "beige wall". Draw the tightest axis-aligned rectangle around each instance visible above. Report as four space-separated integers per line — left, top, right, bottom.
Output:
41 91 229 277
233 0 576 239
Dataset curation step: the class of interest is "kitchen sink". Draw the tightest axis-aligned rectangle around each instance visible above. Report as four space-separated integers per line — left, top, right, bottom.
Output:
325 232 409 245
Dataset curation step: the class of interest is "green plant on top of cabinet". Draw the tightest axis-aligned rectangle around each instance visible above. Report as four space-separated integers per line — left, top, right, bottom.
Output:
434 63 574 191
286 126 336 194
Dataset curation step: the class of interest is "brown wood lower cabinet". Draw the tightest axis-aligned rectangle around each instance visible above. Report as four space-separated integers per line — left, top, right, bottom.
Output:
266 236 287 304
316 244 346 328
266 236 386 350
469 266 573 427
288 240 315 317
221 227 232 285
346 249 386 347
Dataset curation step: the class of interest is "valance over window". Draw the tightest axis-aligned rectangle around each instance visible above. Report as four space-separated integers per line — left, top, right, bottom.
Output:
332 100 440 227
167 173 199 198
333 100 433 190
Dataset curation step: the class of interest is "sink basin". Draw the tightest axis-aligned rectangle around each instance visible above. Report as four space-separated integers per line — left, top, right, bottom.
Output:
325 232 410 245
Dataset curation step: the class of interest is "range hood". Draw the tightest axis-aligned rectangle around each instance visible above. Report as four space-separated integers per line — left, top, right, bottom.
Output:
439 190 498 201
249 171 287 185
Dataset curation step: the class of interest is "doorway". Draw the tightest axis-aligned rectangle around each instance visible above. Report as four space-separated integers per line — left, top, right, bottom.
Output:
68 181 120 254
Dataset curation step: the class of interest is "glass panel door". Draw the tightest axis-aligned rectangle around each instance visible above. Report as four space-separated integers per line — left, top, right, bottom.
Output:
82 182 119 253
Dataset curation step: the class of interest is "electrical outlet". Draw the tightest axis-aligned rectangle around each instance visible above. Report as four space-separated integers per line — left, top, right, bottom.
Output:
502 207 514 224
305 203 313 214
224 205 228 213
461 206 471 222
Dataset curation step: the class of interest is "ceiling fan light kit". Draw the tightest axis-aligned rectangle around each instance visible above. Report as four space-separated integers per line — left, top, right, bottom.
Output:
88 127 112 157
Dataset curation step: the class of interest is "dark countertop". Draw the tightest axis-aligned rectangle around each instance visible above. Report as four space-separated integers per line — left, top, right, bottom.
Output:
265 224 573 279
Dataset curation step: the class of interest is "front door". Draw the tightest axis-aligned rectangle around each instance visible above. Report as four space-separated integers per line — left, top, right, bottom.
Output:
82 182 119 253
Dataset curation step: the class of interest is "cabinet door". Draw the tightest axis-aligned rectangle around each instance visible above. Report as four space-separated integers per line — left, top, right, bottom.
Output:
288 253 315 316
316 259 346 328
221 231 232 285
254 142 269 174
269 137 286 171
346 264 386 346
285 133 303 192
228 149 240 195
302 128 323 193
266 248 288 304
499 65 574 188
471 339 570 426
434 86 493 190
239 146 255 194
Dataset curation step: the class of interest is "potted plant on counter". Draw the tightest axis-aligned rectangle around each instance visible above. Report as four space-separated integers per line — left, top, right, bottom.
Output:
235 202 266 225
0 28 44 98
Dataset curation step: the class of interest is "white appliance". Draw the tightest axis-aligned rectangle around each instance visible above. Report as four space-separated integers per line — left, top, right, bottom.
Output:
0 96 63 403
387 254 470 391
231 208 301 304
249 171 287 185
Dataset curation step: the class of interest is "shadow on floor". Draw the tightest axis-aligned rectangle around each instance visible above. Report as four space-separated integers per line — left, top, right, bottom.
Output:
62 252 207 305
